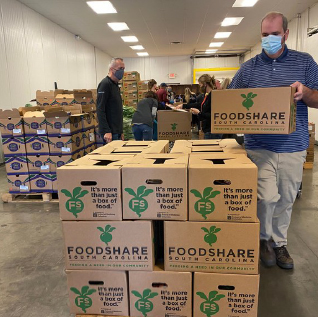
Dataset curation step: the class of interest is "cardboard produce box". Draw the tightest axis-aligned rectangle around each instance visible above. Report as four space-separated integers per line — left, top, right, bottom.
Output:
2 136 26 156
129 267 192 317
164 221 259 274
27 154 51 173
123 71 140 82
211 87 296 134
123 81 138 92
5 155 29 174
62 220 154 271
48 132 84 155
138 90 148 100
123 99 138 108
0 109 24 137
36 90 57 106
23 111 47 135
193 273 259 317
122 154 188 220
66 270 129 316
47 153 78 172
157 110 192 141
123 91 138 100
55 92 75 106
73 90 95 107
189 154 257 222
84 144 96 155
82 112 95 130
58 155 134 220
138 81 149 90
7 173 30 193
28 173 54 193
25 135 50 154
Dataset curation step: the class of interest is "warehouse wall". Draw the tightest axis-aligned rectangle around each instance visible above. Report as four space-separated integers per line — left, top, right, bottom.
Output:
0 0 112 163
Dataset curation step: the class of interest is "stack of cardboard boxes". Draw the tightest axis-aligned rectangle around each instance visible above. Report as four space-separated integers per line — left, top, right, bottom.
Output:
121 71 141 109
304 122 315 169
58 139 260 317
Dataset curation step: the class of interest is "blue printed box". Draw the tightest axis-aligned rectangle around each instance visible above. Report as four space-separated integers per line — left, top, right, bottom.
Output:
7 173 30 194
5 155 29 174
24 135 50 155
2 136 26 156
28 173 55 193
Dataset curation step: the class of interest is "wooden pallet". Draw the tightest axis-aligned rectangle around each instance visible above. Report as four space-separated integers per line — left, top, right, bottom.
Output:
303 162 314 170
1 192 59 203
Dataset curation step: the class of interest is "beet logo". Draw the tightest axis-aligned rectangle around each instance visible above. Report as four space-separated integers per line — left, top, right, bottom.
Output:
70 286 96 313
61 187 89 218
97 225 116 245
190 187 221 219
125 186 153 217
201 226 221 246
196 291 225 316
132 289 158 317
171 123 178 131
241 92 257 111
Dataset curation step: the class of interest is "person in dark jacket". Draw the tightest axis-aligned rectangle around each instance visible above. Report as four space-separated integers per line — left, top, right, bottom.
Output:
132 91 158 141
190 74 223 139
97 57 125 143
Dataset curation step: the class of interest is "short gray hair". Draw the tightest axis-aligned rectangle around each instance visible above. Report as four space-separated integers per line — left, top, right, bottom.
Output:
108 57 124 70
261 12 288 33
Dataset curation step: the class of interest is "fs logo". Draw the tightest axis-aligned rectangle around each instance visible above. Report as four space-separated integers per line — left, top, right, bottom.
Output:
61 187 89 218
125 186 153 217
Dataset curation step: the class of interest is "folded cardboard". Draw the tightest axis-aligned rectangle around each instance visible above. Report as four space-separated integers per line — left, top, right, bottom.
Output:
36 90 57 106
138 81 149 90
2 136 26 156
58 155 134 220
122 154 188 220
164 221 259 274
24 135 50 154
129 266 192 317
123 99 138 108
157 110 192 141
28 173 54 193
27 154 51 173
48 132 84 155
62 221 154 271
189 154 257 222
66 270 129 316
123 71 140 82
194 273 259 317
123 91 138 100
211 87 297 134
0 109 24 137
5 155 29 174
123 81 138 92
23 111 47 135
7 173 30 193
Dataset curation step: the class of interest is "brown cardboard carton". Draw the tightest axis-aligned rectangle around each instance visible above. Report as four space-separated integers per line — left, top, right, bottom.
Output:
189 154 257 222
0 109 24 137
66 270 129 316
138 90 148 100
25 135 50 154
62 220 154 271
58 155 134 220
48 153 78 172
5 155 29 174
164 221 259 274
129 266 192 317
7 173 30 193
138 81 149 90
36 90 57 106
123 91 138 100
193 273 259 317
23 111 47 135
55 93 75 106
123 81 138 92
123 99 138 108
157 110 192 141
29 173 54 193
27 154 51 172
62 104 83 115
48 132 84 155
82 113 95 130
2 136 26 156
73 90 94 106
122 154 188 220
211 87 297 134
123 71 140 82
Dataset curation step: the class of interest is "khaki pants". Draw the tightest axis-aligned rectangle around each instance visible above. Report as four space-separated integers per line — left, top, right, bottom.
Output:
247 149 306 247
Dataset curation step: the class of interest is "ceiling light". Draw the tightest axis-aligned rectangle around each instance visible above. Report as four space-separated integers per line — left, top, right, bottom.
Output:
209 42 224 47
205 49 218 54
108 22 129 31
137 52 149 56
221 17 244 26
130 45 145 50
214 32 232 39
121 36 138 42
232 0 259 7
87 1 117 14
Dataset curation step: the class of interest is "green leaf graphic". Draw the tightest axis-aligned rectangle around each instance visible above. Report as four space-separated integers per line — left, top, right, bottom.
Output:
209 226 216 233
137 186 147 197
196 292 208 301
146 292 158 299
132 290 143 298
213 294 226 301
201 227 209 234
76 190 89 199
203 187 213 199
209 291 218 301
143 289 152 298
190 189 202 199
207 190 221 199
73 187 82 198
104 224 112 232
125 188 137 197
81 286 89 296
70 287 81 295
241 94 247 98
247 92 253 98
61 189 72 198
97 227 104 233
86 289 97 296
140 189 154 198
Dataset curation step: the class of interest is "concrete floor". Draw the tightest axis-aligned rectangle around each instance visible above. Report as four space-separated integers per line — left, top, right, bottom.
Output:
0 148 317 317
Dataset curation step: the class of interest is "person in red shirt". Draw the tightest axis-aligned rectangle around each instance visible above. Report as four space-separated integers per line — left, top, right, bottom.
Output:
156 83 169 106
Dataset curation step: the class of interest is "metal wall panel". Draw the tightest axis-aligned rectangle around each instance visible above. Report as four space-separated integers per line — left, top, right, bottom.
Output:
95 47 112 85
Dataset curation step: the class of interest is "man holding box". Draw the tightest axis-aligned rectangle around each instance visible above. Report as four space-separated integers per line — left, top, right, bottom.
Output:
229 12 318 269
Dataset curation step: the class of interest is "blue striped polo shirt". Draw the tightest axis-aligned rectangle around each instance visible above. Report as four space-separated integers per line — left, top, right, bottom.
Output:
229 45 318 153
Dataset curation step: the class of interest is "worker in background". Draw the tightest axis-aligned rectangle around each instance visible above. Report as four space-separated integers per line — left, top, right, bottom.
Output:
156 83 170 109
229 11 318 269
148 79 158 92
97 57 125 143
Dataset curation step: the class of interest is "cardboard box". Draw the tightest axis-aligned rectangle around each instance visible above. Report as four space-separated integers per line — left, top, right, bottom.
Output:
58 155 134 220
27 154 51 173
55 93 75 106
164 221 259 274
5 155 29 174
82 113 95 130
122 154 188 220
123 99 138 108
129 267 192 317
123 81 138 92
138 81 149 90
23 111 47 135
62 221 154 271
211 87 297 134
138 90 148 100
157 110 192 141
189 154 257 222
123 91 138 100
7 173 30 193
48 132 84 155
25 135 50 154
36 90 57 107
66 270 129 316
28 173 54 193
73 90 94 106
194 273 259 317
2 136 26 156
52 173 58 192
84 128 96 147
123 71 140 82
84 144 96 155
0 109 24 137
47 153 77 172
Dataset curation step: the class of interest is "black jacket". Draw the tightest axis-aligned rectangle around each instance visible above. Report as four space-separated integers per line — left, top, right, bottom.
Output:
183 93 204 110
198 92 211 133
97 76 123 135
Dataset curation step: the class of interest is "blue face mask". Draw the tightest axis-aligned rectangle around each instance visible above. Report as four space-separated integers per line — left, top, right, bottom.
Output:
262 35 283 55
114 69 124 80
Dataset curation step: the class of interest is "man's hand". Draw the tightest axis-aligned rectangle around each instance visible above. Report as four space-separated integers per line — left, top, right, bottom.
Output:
104 133 112 143
291 81 304 101
190 108 200 115
121 134 125 141
175 104 183 110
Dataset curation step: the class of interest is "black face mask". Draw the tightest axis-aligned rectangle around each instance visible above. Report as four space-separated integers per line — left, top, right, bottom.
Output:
200 85 207 94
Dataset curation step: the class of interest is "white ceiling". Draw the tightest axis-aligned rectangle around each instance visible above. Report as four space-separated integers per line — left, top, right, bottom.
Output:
18 0 318 57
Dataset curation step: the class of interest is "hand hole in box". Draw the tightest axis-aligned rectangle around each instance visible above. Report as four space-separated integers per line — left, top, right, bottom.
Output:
81 181 97 186
146 179 163 185
152 282 168 288
214 180 231 185
218 285 235 291
89 280 104 286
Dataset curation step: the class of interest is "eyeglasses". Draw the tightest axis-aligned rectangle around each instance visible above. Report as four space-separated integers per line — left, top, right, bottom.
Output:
112 67 125 71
